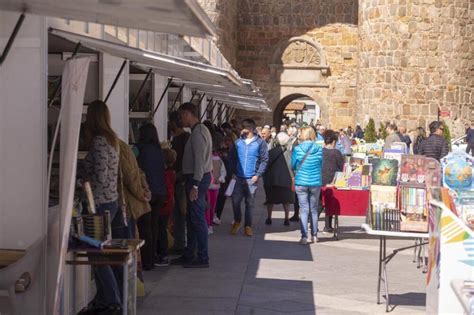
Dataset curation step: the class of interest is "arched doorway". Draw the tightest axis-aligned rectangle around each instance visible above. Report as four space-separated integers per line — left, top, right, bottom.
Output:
274 93 320 127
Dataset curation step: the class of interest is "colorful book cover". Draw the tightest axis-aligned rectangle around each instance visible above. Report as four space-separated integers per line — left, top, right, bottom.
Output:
371 159 398 186
347 172 362 187
400 155 442 187
371 185 398 208
333 172 348 188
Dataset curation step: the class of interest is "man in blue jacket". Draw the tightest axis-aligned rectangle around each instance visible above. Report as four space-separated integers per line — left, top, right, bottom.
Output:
229 119 269 236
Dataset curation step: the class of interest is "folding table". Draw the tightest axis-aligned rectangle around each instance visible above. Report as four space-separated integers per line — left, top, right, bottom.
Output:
361 224 428 312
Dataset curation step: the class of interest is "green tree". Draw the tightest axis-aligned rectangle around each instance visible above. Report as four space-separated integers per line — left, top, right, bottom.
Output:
442 121 452 151
379 122 388 140
364 118 377 142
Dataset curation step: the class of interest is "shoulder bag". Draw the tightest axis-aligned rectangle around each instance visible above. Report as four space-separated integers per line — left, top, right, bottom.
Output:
291 145 313 192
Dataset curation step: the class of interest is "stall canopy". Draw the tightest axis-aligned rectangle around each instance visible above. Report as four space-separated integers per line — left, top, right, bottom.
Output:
200 90 271 112
50 28 271 112
50 28 242 87
0 0 216 38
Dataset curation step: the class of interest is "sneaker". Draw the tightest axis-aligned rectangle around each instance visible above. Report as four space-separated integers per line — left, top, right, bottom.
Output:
284 219 290 226
183 260 210 268
154 257 170 267
300 238 308 245
244 226 253 237
208 226 214 235
289 215 299 222
265 218 272 225
213 215 221 225
170 255 191 265
231 221 241 235
310 236 318 243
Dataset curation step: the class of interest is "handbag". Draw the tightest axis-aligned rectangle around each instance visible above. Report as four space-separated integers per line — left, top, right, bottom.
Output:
292 144 313 192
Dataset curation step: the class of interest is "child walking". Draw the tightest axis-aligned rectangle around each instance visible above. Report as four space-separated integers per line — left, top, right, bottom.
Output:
207 150 227 234
155 148 177 266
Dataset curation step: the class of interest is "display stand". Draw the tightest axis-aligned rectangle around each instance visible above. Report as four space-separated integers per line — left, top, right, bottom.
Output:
66 239 144 315
361 224 428 312
426 200 474 314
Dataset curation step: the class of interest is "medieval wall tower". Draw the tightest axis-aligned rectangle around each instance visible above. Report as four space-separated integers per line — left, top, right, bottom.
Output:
198 0 473 135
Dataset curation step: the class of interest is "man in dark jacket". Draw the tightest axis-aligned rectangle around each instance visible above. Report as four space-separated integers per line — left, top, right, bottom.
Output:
466 123 474 155
229 118 269 237
398 126 412 153
419 121 449 161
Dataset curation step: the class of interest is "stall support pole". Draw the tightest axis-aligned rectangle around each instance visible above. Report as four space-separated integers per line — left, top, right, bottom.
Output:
206 100 219 122
228 108 236 121
200 98 214 121
213 103 223 124
104 59 127 103
130 68 152 111
188 91 196 103
169 84 185 113
0 13 25 66
197 93 206 107
152 78 173 118
48 42 82 107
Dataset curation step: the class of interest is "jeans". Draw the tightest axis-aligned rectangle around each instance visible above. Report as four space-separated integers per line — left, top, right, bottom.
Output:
184 173 211 263
231 178 257 227
295 186 321 239
173 180 187 250
94 200 129 307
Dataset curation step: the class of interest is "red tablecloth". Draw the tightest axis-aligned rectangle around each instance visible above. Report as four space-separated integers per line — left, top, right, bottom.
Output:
321 187 370 216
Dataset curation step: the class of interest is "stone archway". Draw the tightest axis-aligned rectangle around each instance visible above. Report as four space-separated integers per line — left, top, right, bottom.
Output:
274 93 315 127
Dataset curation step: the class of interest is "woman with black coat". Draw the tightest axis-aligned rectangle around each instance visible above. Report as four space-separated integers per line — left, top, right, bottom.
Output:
136 123 168 268
263 132 295 226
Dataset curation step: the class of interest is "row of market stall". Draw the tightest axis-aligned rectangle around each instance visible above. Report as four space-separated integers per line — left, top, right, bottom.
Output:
0 1 269 314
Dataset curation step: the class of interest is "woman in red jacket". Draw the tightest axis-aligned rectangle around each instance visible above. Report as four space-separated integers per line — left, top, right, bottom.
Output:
155 148 177 266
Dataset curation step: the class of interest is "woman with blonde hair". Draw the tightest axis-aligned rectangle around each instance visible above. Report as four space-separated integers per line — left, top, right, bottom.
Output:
291 126 323 244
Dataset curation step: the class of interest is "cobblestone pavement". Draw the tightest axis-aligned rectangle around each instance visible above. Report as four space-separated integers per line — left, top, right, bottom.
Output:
138 185 426 314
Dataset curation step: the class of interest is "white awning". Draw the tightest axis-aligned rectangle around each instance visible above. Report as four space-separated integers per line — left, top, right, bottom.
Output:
201 90 271 112
49 28 242 88
170 78 269 112
49 28 271 112
0 0 216 38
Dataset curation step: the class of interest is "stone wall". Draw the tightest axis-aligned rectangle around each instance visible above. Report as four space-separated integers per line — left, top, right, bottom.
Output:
234 0 359 128
358 0 474 136
197 0 239 67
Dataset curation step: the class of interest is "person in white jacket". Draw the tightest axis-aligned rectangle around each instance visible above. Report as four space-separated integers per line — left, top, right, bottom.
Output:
206 151 227 234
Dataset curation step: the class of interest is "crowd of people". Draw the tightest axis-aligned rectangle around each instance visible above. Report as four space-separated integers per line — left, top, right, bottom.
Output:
78 99 461 314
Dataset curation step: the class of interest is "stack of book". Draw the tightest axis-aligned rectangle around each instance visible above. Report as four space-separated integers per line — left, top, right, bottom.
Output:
370 206 401 231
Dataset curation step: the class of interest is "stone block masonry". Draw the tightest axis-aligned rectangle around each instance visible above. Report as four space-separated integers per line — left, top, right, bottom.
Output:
197 0 473 136
357 0 473 135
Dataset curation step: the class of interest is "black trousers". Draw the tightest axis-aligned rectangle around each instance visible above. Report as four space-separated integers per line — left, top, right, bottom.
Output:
137 194 165 269
215 180 229 219
156 214 169 258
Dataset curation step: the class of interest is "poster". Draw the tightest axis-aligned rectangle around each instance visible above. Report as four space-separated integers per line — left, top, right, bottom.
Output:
427 200 474 314
46 57 90 315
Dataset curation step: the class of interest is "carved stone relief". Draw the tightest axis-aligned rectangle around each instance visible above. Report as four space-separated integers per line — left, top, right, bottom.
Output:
281 40 322 66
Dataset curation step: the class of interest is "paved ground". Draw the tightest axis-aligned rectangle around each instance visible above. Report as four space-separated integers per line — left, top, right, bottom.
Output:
137 186 426 314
